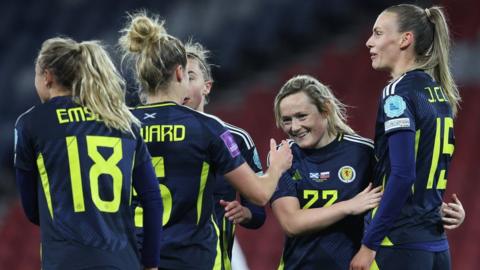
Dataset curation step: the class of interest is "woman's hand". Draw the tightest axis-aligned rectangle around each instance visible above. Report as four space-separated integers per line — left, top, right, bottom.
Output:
350 245 376 270
441 193 465 230
220 199 252 224
344 183 383 215
268 139 292 174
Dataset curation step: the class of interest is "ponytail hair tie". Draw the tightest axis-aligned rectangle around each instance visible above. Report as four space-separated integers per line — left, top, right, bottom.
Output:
425 8 431 18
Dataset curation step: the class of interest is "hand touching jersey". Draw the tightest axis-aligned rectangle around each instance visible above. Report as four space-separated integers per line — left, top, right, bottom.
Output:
441 193 465 230
220 199 252 224
343 184 383 215
268 139 293 174
349 193 466 270
349 245 376 270
348 185 383 270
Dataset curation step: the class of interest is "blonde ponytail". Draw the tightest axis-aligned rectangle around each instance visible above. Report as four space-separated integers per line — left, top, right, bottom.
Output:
37 37 140 135
385 4 460 116
75 41 140 135
421 7 460 116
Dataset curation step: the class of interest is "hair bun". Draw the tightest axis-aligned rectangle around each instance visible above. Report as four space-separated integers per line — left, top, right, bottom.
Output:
123 14 167 53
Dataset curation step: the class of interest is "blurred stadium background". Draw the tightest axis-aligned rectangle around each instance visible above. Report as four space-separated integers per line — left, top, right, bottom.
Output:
0 0 478 269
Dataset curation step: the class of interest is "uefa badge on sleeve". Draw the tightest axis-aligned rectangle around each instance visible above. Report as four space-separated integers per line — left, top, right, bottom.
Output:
384 95 406 118
220 131 240 158
338 166 356 183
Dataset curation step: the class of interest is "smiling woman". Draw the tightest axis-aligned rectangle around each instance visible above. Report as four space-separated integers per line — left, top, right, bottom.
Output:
277 91 331 149
270 74 382 270
274 75 355 149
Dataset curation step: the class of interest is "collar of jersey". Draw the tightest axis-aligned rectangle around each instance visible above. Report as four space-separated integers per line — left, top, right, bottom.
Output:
48 95 73 103
135 101 178 109
405 68 424 74
387 68 425 84
302 133 342 159
399 68 425 79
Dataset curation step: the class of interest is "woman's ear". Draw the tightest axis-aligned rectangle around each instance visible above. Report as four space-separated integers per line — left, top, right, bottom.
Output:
44 69 54 88
203 81 212 96
400 31 414 50
321 100 332 116
175 65 185 82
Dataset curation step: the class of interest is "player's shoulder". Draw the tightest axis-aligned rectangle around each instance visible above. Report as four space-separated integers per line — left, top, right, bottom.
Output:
223 122 255 150
341 133 374 150
178 107 236 138
130 101 179 119
189 108 228 130
382 70 432 99
131 102 217 124
15 106 37 128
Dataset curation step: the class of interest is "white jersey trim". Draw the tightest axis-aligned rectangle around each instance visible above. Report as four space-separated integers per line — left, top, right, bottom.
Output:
188 108 227 126
184 106 255 149
225 122 254 149
15 106 36 126
344 134 374 144
384 74 407 98
343 136 374 148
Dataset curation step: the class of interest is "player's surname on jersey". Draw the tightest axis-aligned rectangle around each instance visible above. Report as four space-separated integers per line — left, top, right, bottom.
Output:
56 106 186 143
56 107 100 124
141 124 186 142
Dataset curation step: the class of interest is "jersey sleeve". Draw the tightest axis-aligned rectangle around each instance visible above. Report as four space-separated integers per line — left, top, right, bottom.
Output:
382 79 416 135
209 128 245 175
270 171 297 202
133 127 152 168
362 131 416 250
240 144 266 229
131 161 162 267
244 146 263 174
14 112 35 171
15 168 39 225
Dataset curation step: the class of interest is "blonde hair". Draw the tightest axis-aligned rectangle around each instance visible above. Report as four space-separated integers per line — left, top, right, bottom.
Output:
185 40 213 103
385 4 460 116
185 40 213 82
274 75 355 136
119 11 187 98
37 37 140 135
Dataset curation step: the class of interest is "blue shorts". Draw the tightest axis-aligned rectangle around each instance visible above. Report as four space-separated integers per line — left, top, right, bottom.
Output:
373 247 451 270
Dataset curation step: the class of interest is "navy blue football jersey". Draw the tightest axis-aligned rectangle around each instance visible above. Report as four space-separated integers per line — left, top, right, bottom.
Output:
14 96 149 270
212 122 264 269
365 70 454 247
271 134 374 270
131 102 245 270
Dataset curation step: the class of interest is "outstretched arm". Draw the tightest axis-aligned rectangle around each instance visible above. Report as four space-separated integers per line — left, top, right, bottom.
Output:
272 183 382 237
225 139 292 206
